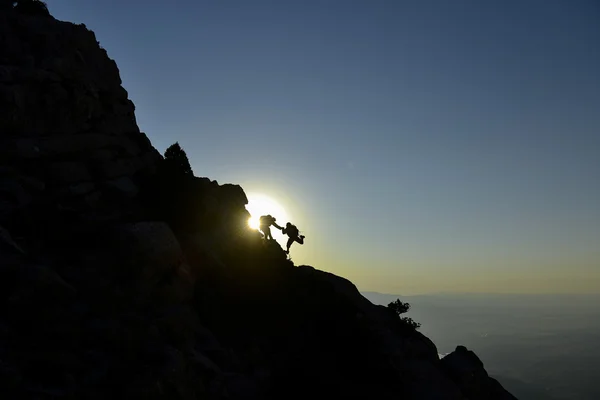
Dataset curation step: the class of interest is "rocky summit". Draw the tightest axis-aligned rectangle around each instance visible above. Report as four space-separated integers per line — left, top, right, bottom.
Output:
0 4 518 400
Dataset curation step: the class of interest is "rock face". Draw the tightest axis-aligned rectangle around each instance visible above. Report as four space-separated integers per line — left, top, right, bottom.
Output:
0 5 519 400
0 7 162 229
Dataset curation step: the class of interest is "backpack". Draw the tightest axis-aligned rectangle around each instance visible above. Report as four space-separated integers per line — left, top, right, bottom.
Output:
259 215 273 226
287 224 299 237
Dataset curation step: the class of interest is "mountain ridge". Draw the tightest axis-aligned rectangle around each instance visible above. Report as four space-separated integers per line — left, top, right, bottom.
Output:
0 4 517 399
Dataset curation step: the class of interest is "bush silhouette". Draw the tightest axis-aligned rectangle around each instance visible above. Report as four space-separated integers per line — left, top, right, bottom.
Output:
12 0 50 16
140 142 218 235
388 299 421 330
164 142 193 177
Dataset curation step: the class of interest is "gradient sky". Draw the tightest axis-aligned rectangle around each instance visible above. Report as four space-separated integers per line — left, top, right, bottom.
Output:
47 0 600 294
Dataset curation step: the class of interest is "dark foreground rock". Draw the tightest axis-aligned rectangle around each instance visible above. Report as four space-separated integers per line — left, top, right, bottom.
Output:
0 4 518 400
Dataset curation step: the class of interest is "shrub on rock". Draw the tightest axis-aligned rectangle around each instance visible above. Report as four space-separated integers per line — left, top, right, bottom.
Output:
164 142 193 177
388 298 421 330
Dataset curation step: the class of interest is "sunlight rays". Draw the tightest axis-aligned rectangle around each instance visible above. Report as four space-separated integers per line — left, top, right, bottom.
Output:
246 193 289 231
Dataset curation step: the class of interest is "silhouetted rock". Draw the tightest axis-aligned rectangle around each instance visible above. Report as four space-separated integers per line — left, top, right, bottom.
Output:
0 6 519 400
0 224 24 254
0 8 162 232
442 346 519 400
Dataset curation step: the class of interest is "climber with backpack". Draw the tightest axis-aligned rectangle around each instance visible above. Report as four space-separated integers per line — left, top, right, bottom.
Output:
258 214 282 241
282 222 305 254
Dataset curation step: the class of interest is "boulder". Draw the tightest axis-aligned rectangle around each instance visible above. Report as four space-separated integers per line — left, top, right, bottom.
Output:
0 224 24 254
90 156 144 179
109 222 186 294
0 168 44 222
103 176 139 199
47 161 92 183
441 346 518 400
65 182 95 196
5 263 76 314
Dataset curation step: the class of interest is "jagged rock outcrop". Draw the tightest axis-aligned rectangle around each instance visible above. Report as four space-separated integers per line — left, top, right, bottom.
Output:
0 5 518 400
442 346 518 400
0 6 162 230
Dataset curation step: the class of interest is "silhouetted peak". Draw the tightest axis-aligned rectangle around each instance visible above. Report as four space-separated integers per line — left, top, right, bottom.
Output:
442 346 518 400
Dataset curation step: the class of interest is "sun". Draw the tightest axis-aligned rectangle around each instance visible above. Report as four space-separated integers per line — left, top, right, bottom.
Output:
246 193 289 231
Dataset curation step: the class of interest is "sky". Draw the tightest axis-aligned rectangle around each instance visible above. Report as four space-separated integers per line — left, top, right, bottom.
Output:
46 0 600 295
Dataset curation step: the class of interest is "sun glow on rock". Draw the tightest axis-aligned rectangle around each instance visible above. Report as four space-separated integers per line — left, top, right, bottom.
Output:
246 193 289 231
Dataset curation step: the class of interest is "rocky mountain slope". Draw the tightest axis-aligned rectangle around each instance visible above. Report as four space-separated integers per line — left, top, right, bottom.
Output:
0 5 518 399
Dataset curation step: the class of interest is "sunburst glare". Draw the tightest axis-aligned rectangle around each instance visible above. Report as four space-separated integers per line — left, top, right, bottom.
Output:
246 193 289 231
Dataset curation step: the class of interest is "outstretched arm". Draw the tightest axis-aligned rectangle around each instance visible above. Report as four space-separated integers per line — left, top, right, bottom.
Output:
272 222 283 230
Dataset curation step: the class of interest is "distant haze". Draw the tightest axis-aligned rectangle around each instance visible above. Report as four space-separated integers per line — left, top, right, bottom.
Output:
47 0 600 294
364 292 600 400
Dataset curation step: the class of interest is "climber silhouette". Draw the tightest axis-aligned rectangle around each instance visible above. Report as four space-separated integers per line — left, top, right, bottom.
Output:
258 214 282 240
282 222 305 254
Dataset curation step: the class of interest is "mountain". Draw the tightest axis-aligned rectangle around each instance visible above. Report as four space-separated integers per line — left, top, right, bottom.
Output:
0 4 517 399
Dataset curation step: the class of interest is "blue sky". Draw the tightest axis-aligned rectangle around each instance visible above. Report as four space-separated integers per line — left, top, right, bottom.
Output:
47 0 600 294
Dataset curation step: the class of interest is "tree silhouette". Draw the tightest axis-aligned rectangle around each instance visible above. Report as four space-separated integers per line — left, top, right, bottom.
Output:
388 299 421 330
163 142 194 177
